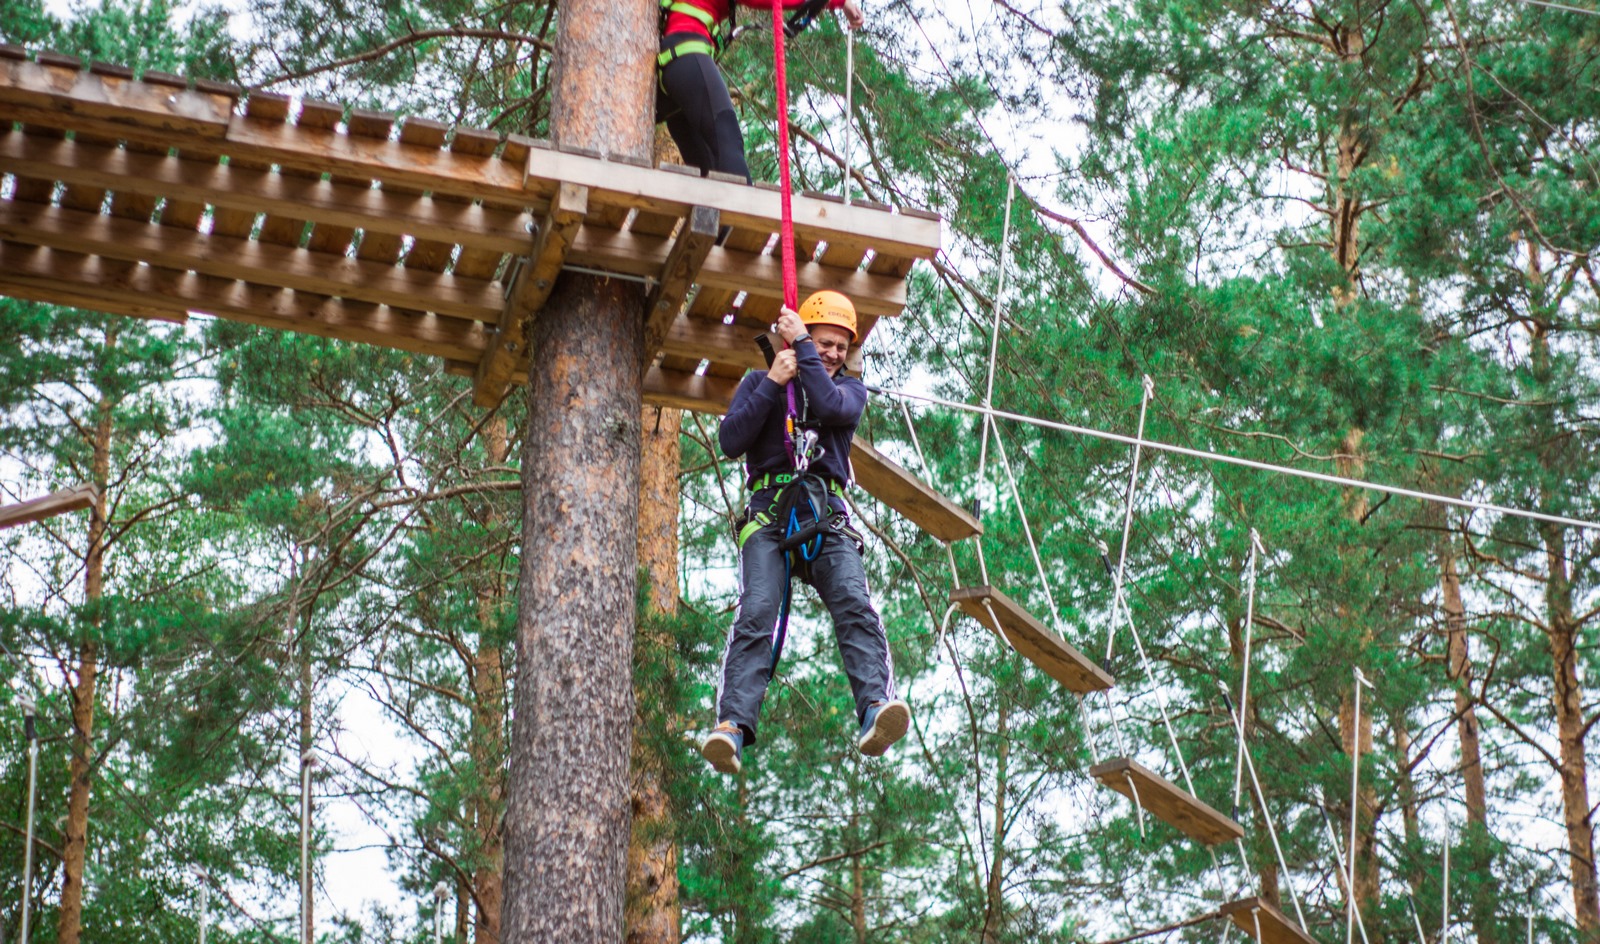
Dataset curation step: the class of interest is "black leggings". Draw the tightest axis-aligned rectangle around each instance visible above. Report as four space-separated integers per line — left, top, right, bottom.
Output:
656 35 752 183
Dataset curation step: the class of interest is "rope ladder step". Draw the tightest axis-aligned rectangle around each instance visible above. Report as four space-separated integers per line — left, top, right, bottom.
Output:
1220 897 1315 944
949 585 1114 694
1088 757 1243 846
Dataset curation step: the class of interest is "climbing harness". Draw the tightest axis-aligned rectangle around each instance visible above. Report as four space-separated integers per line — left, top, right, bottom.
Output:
657 0 734 67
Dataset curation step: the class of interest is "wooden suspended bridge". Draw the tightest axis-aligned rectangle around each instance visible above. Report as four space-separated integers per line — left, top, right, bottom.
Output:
0 47 1307 942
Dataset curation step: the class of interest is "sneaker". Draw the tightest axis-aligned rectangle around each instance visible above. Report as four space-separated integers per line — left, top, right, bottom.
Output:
857 699 910 757
700 721 744 775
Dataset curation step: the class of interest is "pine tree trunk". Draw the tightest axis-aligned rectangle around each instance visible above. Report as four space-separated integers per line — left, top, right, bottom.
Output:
57 327 116 944
1441 540 1489 830
850 806 867 944
1541 511 1599 936
1527 318 1600 936
1335 431 1381 940
1395 718 1422 898
300 605 315 941
979 694 1009 944
626 405 682 944
473 417 510 944
499 2 655 935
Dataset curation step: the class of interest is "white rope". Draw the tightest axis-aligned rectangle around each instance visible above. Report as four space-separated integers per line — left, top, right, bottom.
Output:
1442 840 1451 944
863 385 1600 533
842 25 854 205
1232 530 1264 810
1408 896 1428 944
1108 375 1155 663
1322 809 1373 944
974 175 1017 493
1219 681 1308 930
1347 668 1374 944
1507 0 1600 16
991 425 1060 622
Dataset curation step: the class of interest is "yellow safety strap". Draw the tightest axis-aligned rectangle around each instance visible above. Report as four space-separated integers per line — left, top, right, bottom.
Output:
657 38 717 67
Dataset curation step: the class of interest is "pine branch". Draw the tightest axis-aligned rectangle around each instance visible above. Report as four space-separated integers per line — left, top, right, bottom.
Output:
255 28 554 90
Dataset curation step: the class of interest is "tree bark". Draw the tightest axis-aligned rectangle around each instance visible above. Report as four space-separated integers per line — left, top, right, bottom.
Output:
56 326 116 944
500 3 655 935
979 694 1010 944
1335 431 1381 938
626 405 683 944
472 416 511 944
1441 538 1489 830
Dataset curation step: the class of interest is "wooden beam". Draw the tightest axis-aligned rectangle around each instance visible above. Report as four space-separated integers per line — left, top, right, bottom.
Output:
660 317 768 372
0 57 234 139
642 367 740 414
1089 757 1244 846
643 205 719 369
850 438 981 543
0 198 504 323
950 585 1115 694
568 226 908 318
472 182 586 407
0 135 536 257
527 145 941 260
0 271 189 324
0 484 98 530
0 241 488 360
1220 899 1315 944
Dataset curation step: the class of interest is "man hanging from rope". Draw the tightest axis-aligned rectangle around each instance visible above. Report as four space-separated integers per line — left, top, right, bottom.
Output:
657 0 865 182
701 291 908 775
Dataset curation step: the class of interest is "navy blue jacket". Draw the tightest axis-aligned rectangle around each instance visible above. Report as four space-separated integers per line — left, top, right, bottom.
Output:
719 337 866 491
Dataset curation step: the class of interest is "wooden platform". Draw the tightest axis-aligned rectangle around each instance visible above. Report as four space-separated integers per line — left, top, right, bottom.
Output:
0 484 97 529
950 585 1114 694
1220 898 1314 944
1089 757 1243 846
0 48 940 409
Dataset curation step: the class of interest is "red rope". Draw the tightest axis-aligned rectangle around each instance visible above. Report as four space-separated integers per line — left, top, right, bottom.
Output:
770 2 801 467
770 3 799 312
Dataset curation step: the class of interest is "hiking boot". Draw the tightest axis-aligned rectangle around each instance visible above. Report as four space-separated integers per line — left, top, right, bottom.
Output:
701 721 744 775
857 699 910 757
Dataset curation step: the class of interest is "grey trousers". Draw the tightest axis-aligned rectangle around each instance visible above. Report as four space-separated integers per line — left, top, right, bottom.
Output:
715 502 895 747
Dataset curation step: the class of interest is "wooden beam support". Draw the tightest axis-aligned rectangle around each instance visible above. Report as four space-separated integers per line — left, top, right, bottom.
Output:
660 317 768 372
641 366 740 414
1089 757 1244 846
568 226 908 318
0 241 488 361
527 145 941 260
471 182 586 407
643 205 718 369
1220 899 1315 944
0 57 234 138
0 134 536 257
851 438 982 543
950 585 1114 694
0 198 504 323
0 484 98 530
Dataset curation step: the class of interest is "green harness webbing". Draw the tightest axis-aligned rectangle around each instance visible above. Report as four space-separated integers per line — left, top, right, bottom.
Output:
658 0 732 66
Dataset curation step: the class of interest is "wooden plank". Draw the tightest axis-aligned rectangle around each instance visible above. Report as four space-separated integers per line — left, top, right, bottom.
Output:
850 438 981 543
5 125 64 204
0 484 98 530
642 366 740 413
1220 899 1315 944
527 146 941 259
394 118 459 272
1089 757 1244 846
643 205 718 368
0 125 534 253
0 57 235 139
471 182 584 407
447 126 511 279
660 316 768 372
950 585 1114 694
0 274 190 324
0 199 503 323
566 226 907 318
0 241 487 361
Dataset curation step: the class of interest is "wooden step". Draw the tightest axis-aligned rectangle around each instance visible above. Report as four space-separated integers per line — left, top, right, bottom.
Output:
1220 898 1314 944
0 484 97 529
850 438 981 543
1089 757 1243 846
950 585 1113 694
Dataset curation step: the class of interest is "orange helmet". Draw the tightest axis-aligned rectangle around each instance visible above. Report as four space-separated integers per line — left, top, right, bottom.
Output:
797 290 858 343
